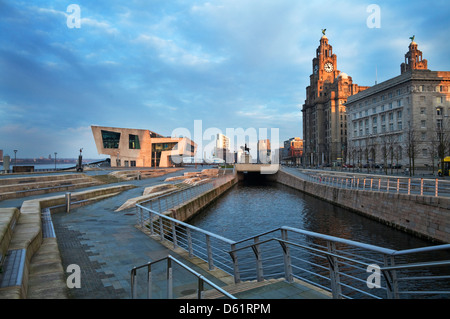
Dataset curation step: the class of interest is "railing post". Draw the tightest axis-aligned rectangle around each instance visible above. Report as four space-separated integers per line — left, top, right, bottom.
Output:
326 241 342 299
253 237 264 282
131 268 137 299
197 277 204 299
408 178 411 195
397 179 400 193
167 258 173 299
420 178 424 196
382 255 399 299
171 220 177 248
149 211 154 234
187 228 193 258
206 234 214 270
387 179 390 193
65 192 71 213
281 229 293 283
435 179 439 197
229 243 241 283
159 216 164 241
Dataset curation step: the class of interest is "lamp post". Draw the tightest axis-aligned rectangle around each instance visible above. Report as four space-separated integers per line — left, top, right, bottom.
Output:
54 152 57 170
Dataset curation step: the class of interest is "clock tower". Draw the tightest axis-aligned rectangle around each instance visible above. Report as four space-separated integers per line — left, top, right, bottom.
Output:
312 33 339 83
302 32 369 166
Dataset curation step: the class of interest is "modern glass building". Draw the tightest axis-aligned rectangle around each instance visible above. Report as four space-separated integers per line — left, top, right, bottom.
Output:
91 126 197 168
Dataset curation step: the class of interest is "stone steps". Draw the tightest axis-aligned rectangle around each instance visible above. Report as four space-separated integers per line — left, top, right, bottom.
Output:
0 184 135 299
0 174 103 201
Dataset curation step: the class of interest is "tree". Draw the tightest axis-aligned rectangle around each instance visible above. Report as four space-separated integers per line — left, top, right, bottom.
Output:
405 126 419 176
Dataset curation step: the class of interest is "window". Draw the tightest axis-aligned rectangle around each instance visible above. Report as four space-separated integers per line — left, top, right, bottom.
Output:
398 122 402 130
437 108 442 116
373 116 378 124
389 123 394 131
420 108 426 114
421 120 426 128
397 110 403 119
129 134 141 149
101 130 120 149
422 149 428 157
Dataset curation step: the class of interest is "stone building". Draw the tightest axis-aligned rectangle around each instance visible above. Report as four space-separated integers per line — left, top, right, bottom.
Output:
346 40 450 170
302 32 369 166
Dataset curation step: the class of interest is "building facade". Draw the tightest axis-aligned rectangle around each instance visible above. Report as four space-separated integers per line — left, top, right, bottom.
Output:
302 33 369 167
91 126 197 168
346 40 450 170
282 137 303 165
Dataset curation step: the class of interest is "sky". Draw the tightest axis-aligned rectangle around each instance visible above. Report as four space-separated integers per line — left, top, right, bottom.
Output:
1 0 449 160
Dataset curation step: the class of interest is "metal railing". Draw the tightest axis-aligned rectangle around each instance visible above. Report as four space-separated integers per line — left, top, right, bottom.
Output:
229 227 450 299
136 203 450 299
130 255 236 299
300 170 450 197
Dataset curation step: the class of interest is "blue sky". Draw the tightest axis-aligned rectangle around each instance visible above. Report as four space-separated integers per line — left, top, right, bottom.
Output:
1 0 449 159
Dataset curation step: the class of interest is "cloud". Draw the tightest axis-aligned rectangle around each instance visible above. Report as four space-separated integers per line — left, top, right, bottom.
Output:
0 0 449 159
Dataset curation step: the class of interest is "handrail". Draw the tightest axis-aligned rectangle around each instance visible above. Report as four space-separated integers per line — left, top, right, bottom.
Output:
136 204 235 245
130 255 236 299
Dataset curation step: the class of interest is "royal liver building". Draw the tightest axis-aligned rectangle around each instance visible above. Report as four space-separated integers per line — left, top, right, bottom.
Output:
302 32 369 167
346 38 450 171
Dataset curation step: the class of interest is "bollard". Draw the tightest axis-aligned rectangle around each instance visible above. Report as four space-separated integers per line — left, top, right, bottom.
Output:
65 192 71 213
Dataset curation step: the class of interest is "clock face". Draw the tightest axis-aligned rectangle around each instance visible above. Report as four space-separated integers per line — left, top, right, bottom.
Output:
324 62 334 73
314 65 319 74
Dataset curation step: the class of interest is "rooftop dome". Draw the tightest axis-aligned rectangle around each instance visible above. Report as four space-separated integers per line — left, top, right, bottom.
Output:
338 72 348 79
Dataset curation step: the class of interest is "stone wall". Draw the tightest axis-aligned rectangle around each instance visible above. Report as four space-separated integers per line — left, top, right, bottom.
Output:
275 170 450 243
168 177 238 222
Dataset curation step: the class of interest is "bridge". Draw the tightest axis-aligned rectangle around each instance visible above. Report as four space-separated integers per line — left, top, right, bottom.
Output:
234 164 281 180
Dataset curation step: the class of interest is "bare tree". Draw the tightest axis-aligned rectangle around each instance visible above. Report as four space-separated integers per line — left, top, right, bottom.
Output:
405 126 419 176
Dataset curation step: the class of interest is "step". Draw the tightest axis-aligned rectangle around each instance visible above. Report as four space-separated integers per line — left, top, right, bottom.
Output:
0 208 20 269
178 278 283 299
0 174 83 186
0 181 102 201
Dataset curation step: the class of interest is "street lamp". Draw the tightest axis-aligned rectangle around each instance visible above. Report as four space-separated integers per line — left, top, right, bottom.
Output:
54 152 57 170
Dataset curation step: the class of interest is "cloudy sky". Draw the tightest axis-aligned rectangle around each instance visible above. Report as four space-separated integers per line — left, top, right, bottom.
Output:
1 0 449 159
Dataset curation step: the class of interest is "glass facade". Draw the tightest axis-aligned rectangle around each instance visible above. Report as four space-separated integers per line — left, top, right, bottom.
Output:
129 134 140 149
101 130 121 149
152 142 177 166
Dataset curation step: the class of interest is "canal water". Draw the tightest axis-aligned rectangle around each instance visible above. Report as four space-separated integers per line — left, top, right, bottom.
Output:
187 178 449 299
189 179 432 250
